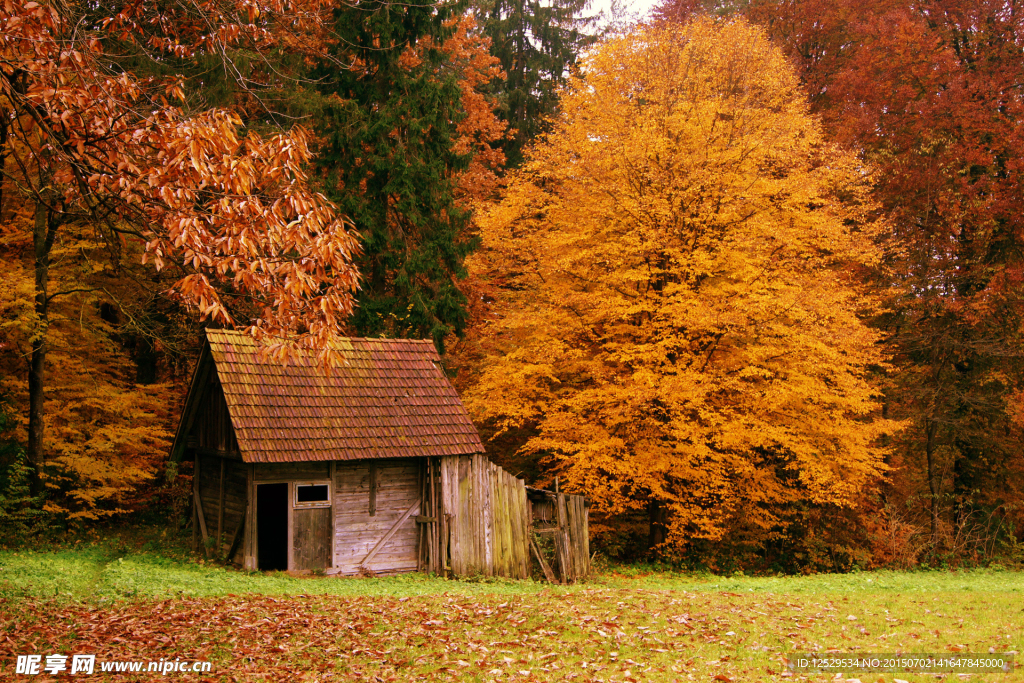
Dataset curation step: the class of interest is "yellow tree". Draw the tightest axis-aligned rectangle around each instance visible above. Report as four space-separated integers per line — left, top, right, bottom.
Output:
466 18 899 555
0 207 176 521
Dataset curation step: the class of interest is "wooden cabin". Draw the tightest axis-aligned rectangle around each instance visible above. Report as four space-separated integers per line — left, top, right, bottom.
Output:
169 329 568 578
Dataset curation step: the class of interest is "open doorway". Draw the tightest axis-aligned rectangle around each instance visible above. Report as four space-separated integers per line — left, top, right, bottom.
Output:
257 483 288 570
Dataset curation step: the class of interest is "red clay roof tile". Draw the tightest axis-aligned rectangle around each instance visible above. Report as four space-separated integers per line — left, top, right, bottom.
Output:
204 329 484 463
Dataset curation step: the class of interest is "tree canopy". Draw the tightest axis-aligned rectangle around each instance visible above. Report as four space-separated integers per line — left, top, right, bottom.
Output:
465 18 897 552
0 0 360 505
315 4 506 350
657 0 1024 552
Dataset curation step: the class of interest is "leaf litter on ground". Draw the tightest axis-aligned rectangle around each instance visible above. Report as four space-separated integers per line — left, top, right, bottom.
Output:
1 579 1021 682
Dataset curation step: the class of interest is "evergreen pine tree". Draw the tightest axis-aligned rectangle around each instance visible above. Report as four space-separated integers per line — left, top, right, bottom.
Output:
314 1 478 351
477 0 597 167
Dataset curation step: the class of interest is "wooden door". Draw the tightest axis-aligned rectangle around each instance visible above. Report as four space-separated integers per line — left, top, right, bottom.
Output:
292 507 331 571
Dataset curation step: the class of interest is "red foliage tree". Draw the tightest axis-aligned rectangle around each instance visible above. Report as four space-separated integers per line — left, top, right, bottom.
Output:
0 0 360 496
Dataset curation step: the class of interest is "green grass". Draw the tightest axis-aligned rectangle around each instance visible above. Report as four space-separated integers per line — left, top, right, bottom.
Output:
0 543 557 602
594 566 1024 594
3 533 1022 603
0 536 1021 681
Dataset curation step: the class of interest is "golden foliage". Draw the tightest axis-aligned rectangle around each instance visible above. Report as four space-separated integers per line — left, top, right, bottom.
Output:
465 18 899 549
0 213 172 520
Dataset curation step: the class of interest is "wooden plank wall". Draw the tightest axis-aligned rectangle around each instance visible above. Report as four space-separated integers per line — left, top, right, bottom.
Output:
243 465 256 570
193 379 239 453
254 462 329 481
417 457 443 575
194 454 584 581
332 458 420 575
440 454 531 579
196 454 247 563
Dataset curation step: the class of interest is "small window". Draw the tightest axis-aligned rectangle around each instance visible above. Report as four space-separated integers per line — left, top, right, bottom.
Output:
295 483 330 507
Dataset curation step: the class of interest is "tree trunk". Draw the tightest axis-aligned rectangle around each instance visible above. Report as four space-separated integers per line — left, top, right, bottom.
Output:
649 499 668 549
134 336 158 384
0 113 8 218
924 418 941 551
27 191 57 497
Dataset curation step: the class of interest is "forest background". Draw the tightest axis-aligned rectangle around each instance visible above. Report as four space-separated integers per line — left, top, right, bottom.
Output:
0 0 1022 575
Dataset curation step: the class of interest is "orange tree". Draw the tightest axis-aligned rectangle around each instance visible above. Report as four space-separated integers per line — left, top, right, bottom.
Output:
465 18 899 561
0 205 179 521
744 0 1024 556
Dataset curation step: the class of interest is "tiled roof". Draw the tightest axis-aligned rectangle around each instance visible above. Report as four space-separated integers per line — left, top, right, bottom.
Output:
205 329 484 463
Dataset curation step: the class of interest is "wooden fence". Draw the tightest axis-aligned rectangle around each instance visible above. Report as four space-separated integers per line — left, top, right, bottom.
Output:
526 487 589 583
444 454 532 578
416 455 588 582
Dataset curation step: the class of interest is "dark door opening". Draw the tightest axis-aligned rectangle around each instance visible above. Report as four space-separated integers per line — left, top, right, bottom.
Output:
257 483 288 571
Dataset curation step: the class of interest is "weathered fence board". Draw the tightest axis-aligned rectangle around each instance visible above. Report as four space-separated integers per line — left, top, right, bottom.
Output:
526 487 589 583
439 455 531 579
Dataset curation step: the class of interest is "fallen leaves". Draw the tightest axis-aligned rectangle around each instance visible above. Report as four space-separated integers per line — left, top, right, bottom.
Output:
0 582 1018 682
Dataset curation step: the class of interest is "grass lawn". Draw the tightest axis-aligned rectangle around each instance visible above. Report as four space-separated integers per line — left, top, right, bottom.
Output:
0 532 1020 681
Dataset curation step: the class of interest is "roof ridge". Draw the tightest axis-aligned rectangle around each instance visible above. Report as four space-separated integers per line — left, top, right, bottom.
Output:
205 329 436 346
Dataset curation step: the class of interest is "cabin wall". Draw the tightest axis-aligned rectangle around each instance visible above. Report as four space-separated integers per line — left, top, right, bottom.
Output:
332 458 420 575
192 453 586 582
192 377 238 453
195 453 247 564
255 462 330 482
250 462 331 572
241 459 420 574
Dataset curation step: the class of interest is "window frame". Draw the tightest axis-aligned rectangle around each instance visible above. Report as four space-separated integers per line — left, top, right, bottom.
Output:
293 480 331 508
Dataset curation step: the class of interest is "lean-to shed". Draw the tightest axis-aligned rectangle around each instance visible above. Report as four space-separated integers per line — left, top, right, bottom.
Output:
169 329 542 577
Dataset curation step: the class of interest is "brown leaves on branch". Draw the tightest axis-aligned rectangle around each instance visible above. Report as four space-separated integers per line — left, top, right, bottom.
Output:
439 15 508 205
0 0 361 364
126 112 362 364
101 0 338 60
